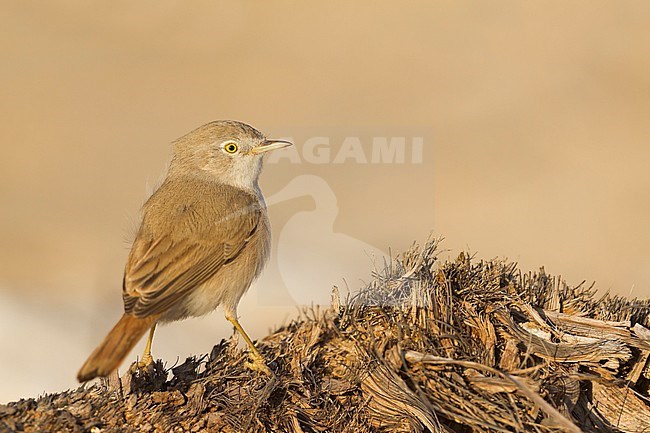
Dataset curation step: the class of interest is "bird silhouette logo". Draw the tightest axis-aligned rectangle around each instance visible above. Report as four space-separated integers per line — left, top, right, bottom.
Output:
267 175 389 306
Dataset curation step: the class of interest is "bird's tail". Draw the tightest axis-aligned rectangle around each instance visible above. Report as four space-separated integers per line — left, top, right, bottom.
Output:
77 313 158 382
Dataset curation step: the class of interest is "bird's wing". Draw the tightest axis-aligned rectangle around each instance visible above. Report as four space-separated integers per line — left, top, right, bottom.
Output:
122 186 261 318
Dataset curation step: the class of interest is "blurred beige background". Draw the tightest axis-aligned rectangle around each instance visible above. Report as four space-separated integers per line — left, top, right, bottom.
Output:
1 1 649 402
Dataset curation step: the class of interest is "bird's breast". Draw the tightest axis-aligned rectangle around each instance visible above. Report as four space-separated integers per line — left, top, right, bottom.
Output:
160 212 271 322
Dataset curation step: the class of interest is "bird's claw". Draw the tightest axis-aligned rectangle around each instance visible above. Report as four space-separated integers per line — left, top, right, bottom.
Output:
245 353 273 376
128 354 155 376
137 353 154 369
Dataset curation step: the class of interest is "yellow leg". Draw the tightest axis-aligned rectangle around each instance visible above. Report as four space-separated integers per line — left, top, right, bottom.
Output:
226 314 272 375
137 323 156 368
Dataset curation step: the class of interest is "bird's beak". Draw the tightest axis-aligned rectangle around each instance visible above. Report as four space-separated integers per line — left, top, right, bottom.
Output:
251 139 293 155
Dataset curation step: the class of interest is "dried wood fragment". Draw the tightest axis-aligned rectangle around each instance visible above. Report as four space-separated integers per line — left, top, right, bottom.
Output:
591 382 650 432
498 310 632 367
3 238 648 433
359 348 441 433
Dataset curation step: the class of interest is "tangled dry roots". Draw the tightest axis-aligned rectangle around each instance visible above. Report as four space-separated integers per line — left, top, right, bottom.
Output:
3 238 649 432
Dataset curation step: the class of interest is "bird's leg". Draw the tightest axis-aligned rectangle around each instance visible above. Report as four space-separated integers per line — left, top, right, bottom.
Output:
137 323 157 368
225 314 272 375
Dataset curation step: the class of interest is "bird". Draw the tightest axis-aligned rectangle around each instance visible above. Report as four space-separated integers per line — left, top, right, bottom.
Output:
77 120 291 382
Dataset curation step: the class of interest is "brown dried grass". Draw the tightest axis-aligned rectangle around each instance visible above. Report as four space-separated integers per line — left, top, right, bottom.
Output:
2 238 649 432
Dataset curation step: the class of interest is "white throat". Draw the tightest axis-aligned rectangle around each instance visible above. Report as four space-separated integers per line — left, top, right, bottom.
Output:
208 157 264 200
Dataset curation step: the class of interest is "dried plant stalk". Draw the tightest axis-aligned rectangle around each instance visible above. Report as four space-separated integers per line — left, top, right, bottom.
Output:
2 238 649 433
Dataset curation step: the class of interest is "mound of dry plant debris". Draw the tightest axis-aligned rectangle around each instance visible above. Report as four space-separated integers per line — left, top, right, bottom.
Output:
2 238 649 433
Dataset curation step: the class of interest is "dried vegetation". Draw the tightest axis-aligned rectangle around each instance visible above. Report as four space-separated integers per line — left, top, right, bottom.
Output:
2 238 649 432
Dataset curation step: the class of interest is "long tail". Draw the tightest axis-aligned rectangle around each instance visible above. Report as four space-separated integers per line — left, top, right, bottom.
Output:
77 313 158 382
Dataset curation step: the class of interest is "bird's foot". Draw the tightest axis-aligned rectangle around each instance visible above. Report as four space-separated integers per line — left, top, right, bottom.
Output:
137 353 155 369
128 353 155 376
245 352 273 376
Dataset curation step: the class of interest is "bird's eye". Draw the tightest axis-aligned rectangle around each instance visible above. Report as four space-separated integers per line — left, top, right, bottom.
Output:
223 142 239 154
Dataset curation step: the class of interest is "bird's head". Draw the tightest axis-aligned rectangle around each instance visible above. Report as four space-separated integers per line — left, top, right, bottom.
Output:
169 120 292 191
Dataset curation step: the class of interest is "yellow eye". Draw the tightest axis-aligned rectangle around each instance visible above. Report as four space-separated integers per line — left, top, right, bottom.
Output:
223 142 239 154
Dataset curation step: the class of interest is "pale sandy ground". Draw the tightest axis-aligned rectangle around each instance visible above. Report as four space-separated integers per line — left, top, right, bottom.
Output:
1 2 648 402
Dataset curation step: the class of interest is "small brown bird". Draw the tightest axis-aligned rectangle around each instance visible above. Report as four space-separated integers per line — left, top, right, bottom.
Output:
77 120 291 382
